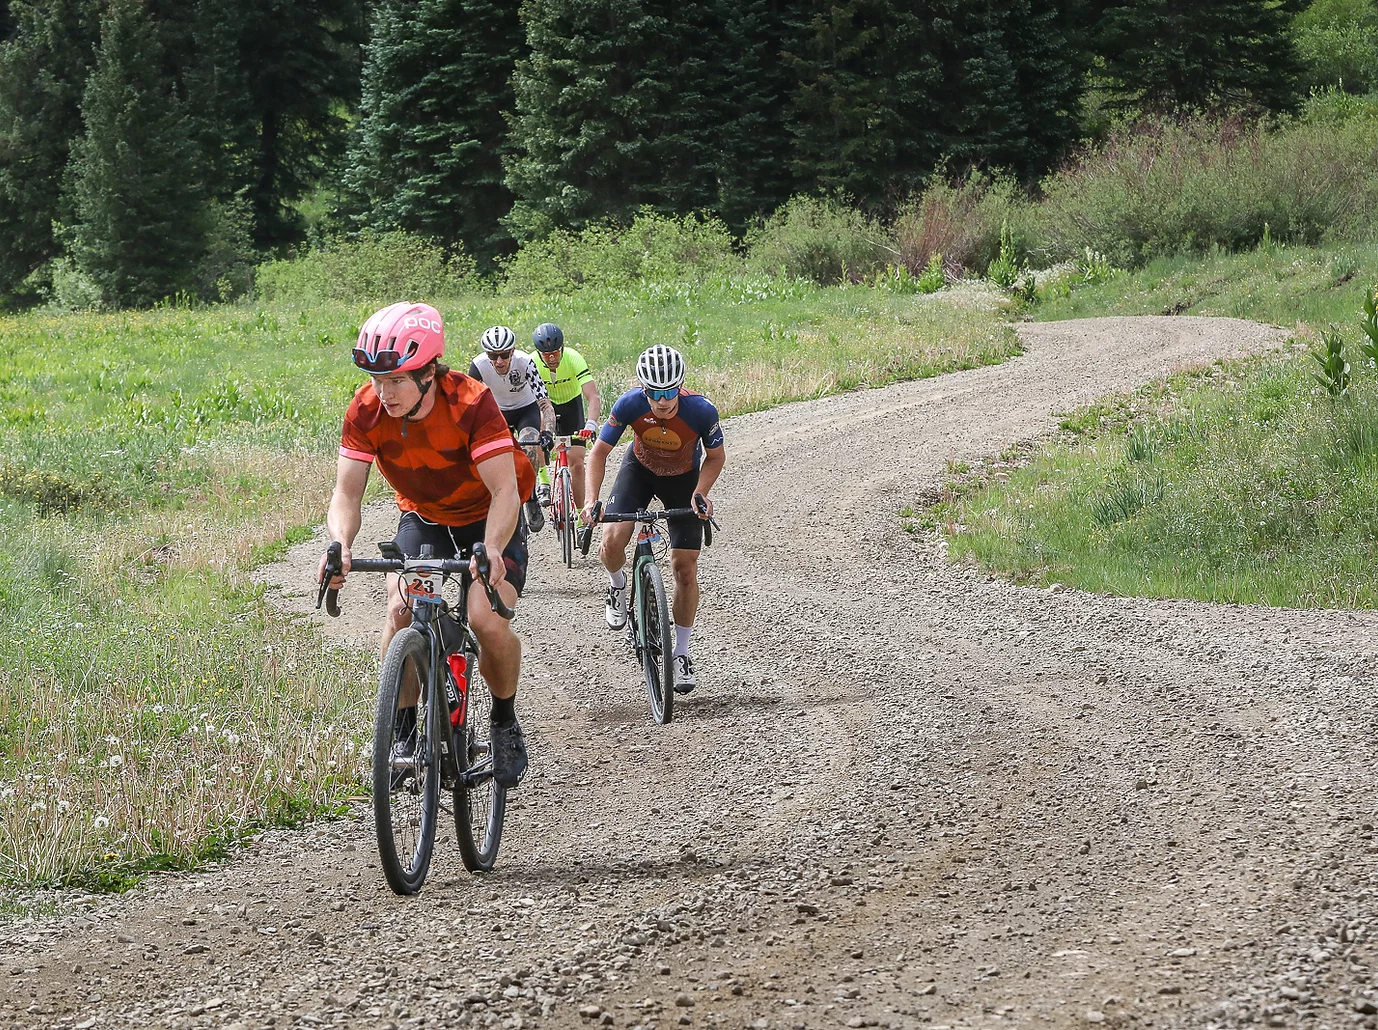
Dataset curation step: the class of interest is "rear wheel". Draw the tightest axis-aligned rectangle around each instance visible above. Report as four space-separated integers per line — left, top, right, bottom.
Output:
455 642 507 871
638 560 674 725
558 469 576 568
372 627 438 895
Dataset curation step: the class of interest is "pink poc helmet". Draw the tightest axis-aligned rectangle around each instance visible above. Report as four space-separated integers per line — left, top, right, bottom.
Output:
353 302 445 374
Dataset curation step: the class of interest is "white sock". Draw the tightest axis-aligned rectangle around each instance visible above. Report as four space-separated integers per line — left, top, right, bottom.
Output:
674 625 692 657
609 569 627 589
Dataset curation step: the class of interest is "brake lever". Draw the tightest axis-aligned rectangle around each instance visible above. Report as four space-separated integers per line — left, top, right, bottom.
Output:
471 542 515 620
317 541 343 617
578 500 604 557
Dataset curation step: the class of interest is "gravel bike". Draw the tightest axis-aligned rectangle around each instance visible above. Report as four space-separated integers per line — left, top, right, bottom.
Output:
548 430 592 569
317 539 514 894
578 498 717 724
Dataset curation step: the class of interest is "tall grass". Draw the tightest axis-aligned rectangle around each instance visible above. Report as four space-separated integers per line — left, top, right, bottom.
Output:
942 276 1378 608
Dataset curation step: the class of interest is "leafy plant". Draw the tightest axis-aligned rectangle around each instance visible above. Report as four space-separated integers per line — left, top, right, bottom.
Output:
1076 247 1118 285
1359 284 1378 366
986 221 1020 290
917 253 946 293
1311 325 1350 397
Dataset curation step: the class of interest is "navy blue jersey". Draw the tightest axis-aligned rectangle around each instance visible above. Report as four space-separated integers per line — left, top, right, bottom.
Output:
599 388 723 476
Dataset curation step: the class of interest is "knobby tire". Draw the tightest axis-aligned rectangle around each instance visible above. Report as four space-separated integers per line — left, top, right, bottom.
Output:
558 470 576 569
638 560 674 724
455 642 507 871
372 627 439 895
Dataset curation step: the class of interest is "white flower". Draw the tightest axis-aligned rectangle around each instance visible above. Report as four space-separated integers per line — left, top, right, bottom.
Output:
29 801 45 812
56 799 69 813
107 755 125 768
151 704 164 715
93 815 109 829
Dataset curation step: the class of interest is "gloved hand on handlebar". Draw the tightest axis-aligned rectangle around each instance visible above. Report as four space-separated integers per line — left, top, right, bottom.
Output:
582 418 598 438
537 429 554 453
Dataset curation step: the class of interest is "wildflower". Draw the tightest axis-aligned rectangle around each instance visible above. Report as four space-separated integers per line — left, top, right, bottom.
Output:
30 801 45 812
93 815 109 829
107 755 125 768
57 799 70 813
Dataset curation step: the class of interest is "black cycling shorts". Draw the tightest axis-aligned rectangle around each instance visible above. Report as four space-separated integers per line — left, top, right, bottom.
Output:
553 397 585 437
605 453 703 551
502 400 542 438
393 510 528 597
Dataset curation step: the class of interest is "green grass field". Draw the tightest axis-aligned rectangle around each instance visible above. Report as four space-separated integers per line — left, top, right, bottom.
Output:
940 242 1378 607
0 280 1017 892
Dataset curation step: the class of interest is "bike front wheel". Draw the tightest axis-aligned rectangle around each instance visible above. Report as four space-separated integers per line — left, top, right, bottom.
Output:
638 561 674 724
455 644 507 872
558 469 576 569
372 627 440 895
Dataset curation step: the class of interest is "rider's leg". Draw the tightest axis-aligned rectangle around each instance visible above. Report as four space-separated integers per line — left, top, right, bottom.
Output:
468 577 521 700
382 572 417 706
599 521 634 578
570 444 587 509
669 549 700 635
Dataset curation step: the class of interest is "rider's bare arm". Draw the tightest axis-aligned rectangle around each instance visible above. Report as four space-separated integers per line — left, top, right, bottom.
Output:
581 380 601 428
694 444 725 518
538 395 556 433
476 451 520 587
323 455 371 583
582 438 613 514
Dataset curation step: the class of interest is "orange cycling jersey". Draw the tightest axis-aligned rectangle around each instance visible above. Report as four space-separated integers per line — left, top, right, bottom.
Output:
341 371 535 526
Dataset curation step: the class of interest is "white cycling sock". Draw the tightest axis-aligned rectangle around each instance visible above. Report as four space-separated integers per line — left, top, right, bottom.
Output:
674 625 692 657
609 569 627 590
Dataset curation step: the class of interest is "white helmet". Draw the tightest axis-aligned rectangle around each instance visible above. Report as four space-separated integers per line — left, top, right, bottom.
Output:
481 325 516 353
636 344 685 390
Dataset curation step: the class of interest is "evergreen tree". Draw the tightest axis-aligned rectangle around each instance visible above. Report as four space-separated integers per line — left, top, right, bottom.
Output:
690 0 797 228
179 0 365 251
0 0 101 307
784 0 940 201
1097 0 1307 114
345 0 523 265
65 0 207 307
932 0 1092 177
506 0 681 236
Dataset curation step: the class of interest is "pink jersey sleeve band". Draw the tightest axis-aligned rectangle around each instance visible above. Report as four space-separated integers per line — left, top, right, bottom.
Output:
471 437 514 462
339 446 375 463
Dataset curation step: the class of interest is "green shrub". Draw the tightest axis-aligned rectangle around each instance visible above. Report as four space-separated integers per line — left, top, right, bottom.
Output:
499 211 737 295
1034 115 1378 267
891 174 1022 276
745 195 893 285
255 231 477 303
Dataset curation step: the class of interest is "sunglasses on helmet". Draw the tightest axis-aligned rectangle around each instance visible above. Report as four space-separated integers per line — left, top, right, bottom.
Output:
643 386 678 401
353 346 412 373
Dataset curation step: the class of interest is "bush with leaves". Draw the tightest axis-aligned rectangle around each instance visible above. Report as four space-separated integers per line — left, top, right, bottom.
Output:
745 196 893 285
255 231 477 303
499 211 738 296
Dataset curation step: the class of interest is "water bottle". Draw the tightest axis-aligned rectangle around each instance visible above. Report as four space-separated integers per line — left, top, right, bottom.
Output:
446 652 469 727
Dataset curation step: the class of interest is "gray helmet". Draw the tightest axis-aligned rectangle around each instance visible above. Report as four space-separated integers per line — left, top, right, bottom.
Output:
532 322 564 353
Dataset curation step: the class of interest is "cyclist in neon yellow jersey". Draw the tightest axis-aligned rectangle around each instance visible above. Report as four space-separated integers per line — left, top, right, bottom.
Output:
531 323 602 512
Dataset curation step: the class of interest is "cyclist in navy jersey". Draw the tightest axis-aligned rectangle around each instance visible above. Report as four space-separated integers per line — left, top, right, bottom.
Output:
581 344 725 692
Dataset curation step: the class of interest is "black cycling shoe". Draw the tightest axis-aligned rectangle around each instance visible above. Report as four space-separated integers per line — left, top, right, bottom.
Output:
490 719 529 788
389 708 418 789
524 498 545 534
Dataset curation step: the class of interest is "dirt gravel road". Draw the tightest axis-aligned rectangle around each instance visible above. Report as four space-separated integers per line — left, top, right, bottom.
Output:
7 315 1378 1030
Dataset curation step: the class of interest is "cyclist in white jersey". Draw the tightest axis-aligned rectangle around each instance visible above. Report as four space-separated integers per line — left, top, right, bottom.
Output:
470 325 556 531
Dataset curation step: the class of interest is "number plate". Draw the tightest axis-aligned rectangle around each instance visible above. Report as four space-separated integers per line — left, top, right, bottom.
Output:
402 569 442 603
639 524 664 546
